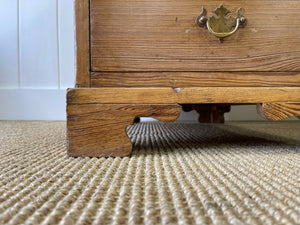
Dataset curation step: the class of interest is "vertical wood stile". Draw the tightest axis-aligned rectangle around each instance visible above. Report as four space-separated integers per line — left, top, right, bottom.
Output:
75 0 90 87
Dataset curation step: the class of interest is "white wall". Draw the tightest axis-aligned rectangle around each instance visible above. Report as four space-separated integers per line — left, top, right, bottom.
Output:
0 0 74 120
0 1 287 121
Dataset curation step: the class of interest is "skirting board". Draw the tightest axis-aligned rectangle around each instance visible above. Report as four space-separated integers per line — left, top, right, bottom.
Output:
0 89 67 120
0 89 295 121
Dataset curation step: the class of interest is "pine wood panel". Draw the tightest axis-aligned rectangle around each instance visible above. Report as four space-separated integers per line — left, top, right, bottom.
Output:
67 87 300 104
75 0 90 87
91 72 300 87
257 103 300 121
90 0 300 72
67 104 180 157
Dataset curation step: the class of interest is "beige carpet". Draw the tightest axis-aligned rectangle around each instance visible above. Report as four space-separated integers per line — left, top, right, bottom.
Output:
0 121 300 225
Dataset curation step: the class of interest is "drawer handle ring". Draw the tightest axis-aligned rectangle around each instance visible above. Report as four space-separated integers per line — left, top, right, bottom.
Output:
196 4 246 42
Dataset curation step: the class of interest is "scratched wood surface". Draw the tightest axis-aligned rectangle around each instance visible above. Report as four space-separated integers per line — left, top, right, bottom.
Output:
90 0 300 72
67 87 300 104
67 103 180 157
91 72 300 87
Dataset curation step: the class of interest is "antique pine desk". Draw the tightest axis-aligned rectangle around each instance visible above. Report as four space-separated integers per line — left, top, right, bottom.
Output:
67 0 300 157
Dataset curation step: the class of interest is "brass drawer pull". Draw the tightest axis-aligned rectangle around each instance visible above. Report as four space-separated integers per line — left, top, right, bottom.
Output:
196 4 247 42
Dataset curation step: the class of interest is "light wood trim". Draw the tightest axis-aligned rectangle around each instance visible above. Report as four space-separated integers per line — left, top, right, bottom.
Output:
75 0 90 87
90 72 300 87
67 87 300 104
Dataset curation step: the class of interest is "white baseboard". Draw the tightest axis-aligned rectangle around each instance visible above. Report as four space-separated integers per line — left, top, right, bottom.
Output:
0 89 67 120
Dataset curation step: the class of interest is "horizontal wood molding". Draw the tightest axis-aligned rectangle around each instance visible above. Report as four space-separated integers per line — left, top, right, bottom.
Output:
91 0 300 72
75 0 90 87
67 87 300 104
91 72 300 87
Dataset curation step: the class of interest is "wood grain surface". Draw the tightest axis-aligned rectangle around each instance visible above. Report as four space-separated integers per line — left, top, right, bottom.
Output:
75 0 90 87
257 103 300 121
67 87 300 104
67 104 180 157
91 72 300 87
90 0 300 72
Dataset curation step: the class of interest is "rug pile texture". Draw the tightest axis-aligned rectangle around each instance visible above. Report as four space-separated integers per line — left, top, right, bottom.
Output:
0 121 299 225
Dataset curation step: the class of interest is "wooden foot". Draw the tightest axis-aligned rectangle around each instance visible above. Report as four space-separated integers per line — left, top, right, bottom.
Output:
182 104 231 123
257 103 300 121
67 104 180 157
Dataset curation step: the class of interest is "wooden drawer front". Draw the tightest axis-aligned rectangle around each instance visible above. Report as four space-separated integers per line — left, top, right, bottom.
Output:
90 0 300 72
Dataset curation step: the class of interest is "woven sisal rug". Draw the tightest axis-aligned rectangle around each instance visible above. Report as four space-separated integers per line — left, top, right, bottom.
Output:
0 121 299 225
